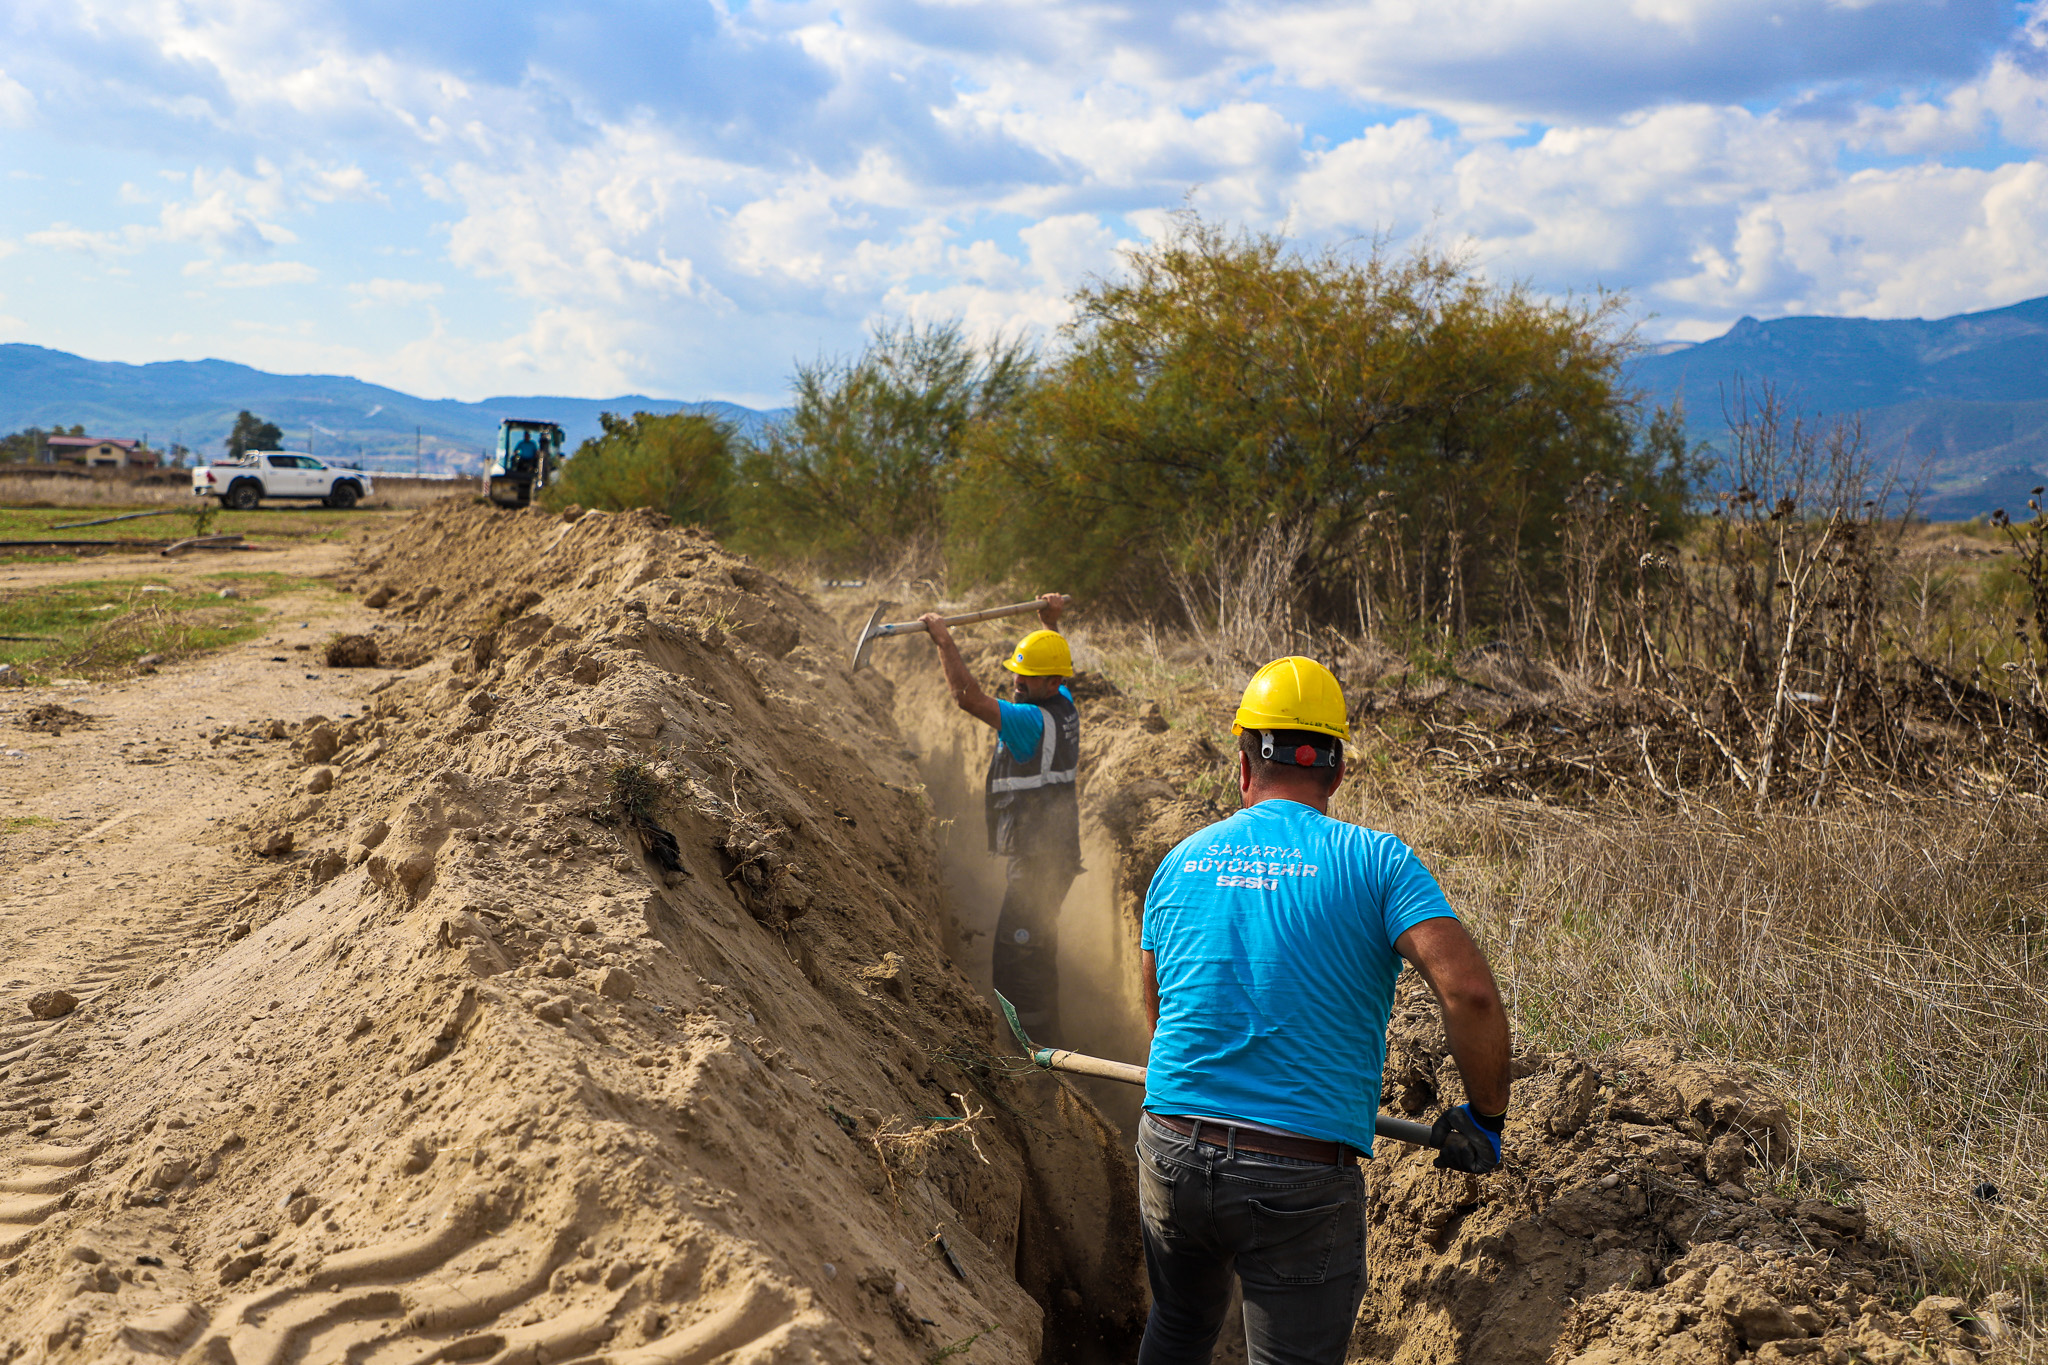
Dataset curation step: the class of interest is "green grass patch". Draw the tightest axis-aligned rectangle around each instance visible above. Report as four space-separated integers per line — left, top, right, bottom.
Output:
1 815 57 833
0 503 402 547
0 573 323 680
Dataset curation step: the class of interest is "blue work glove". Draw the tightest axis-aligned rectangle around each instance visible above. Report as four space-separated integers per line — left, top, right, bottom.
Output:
1430 1103 1504 1174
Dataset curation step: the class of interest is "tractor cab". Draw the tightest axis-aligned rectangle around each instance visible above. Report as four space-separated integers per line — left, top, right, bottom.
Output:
485 419 566 508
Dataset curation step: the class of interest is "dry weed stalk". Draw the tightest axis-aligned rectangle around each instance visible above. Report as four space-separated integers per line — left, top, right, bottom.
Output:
1169 517 1315 680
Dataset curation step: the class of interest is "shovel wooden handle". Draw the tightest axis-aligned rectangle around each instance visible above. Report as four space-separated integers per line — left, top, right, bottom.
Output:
991 992 1443 1150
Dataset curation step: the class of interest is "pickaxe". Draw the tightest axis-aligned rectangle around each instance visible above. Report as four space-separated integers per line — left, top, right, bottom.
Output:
992 991 1442 1149
850 599 1056 671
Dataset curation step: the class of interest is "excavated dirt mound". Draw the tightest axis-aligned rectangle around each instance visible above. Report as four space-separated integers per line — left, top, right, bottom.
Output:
871 619 2016 1365
0 503 1144 1365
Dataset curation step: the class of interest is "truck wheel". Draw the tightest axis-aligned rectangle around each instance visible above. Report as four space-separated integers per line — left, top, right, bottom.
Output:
225 481 261 511
325 481 360 510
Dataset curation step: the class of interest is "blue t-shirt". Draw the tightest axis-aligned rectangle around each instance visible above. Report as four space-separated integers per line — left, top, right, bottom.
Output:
1140 798 1455 1153
994 686 1074 761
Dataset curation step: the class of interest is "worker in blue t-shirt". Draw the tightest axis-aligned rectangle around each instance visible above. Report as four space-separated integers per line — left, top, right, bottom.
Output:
920 593 1078 1042
1136 656 1510 1365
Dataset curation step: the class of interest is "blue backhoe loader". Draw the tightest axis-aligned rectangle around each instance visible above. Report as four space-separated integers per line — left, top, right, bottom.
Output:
484 419 566 508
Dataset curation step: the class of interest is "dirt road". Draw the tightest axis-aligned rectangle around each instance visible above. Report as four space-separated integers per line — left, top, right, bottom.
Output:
1 545 385 1112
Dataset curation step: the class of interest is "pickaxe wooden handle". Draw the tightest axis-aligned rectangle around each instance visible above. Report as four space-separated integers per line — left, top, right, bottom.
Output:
850 599 1053 671
991 992 1442 1150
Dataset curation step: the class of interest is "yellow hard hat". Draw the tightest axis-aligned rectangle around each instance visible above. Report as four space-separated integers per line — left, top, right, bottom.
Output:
1004 629 1073 677
1233 656 1349 740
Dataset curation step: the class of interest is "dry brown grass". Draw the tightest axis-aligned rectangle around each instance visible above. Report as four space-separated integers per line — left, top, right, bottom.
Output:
1353 782 2048 1327
1064 613 2048 1338
0 474 192 506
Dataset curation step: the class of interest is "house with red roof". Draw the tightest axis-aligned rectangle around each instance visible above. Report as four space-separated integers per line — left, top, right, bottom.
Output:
44 435 159 468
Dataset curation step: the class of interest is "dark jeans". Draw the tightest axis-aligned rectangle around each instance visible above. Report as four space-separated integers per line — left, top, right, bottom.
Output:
1136 1114 1367 1365
991 853 1074 1043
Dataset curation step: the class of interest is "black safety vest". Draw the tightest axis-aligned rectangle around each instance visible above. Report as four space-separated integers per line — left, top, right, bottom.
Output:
984 693 1080 867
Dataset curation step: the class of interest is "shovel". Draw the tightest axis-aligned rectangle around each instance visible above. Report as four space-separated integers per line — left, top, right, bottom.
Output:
992 991 1442 1150
850 598 1056 671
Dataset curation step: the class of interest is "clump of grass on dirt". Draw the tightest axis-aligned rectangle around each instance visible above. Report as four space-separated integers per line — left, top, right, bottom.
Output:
0 573 317 681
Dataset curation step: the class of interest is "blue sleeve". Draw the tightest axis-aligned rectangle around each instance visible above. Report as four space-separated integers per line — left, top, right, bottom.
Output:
995 699 1046 762
1380 842 1457 943
1140 852 1172 952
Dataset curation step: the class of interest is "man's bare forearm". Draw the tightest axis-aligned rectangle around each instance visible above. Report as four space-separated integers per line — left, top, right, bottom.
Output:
922 615 999 727
1438 979 1511 1115
1395 917 1511 1115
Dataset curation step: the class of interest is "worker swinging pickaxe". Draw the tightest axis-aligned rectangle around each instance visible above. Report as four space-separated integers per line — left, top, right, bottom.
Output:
850 598 1065 671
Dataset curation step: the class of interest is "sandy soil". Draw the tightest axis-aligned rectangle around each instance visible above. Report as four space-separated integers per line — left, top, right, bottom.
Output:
0 509 2010 1365
1 542 371 1022
0 506 1142 1365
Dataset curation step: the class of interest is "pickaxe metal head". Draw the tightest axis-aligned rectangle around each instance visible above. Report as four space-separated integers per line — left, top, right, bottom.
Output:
850 601 892 672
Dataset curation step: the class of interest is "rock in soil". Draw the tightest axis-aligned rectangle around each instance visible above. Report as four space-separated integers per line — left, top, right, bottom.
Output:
28 989 78 1019
324 633 380 667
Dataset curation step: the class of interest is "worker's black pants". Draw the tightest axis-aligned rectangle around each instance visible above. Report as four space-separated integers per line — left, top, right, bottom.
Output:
992 852 1075 1045
1135 1114 1368 1365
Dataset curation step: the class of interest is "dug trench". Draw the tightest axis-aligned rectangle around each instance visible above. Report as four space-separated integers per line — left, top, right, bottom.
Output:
879 619 2016 1365
0 503 2007 1365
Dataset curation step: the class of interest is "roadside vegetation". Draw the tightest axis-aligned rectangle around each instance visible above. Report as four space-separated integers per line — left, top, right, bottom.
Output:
0 573 317 679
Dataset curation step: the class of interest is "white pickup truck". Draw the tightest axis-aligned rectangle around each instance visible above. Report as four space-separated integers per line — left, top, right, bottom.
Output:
192 452 372 510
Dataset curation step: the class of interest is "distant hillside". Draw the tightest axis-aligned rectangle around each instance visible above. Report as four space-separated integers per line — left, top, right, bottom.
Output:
1629 296 2048 519
0 345 786 477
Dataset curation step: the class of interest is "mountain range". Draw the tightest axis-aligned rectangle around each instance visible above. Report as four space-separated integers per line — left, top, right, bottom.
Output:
1627 295 2048 519
0 345 784 477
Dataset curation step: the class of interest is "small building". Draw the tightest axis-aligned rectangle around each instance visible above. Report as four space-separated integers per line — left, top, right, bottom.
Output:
44 436 159 468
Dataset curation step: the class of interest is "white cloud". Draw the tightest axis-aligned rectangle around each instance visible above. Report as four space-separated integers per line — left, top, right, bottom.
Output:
1663 161 2048 320
213 260 320 287
0 69 36 126
1 0 2046 399
305 163 381 203
1210 0 2008 125
880 212 1127 340
350 277 443 305
25 223 137 257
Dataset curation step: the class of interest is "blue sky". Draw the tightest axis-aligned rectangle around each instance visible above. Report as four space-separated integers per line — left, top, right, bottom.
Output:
1 0 2045 406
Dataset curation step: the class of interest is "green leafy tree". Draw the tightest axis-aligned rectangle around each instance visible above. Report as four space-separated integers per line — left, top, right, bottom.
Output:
225 411 283 458
732 321 1035 572
952 213 1691 634
0 427 49 463
544 411 734 531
